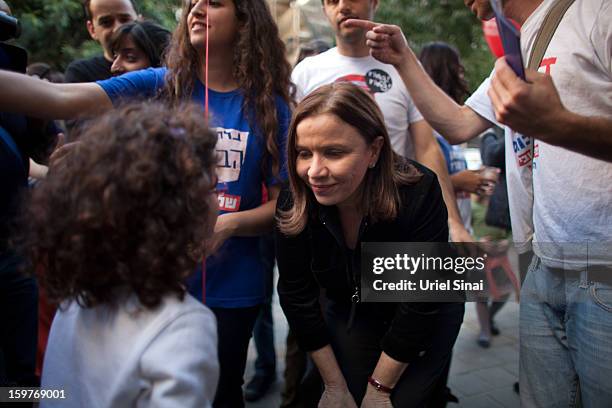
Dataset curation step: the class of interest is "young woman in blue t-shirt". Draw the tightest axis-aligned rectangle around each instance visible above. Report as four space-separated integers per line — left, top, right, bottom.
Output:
0 1 293 406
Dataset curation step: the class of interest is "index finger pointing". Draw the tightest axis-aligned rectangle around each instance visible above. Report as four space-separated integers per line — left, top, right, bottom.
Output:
343 19 378 31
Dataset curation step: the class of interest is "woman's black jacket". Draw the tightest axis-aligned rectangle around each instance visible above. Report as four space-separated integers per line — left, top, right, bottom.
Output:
275 161 451 363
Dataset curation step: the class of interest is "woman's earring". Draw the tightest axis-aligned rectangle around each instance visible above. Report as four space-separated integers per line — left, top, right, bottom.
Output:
369 162 376 169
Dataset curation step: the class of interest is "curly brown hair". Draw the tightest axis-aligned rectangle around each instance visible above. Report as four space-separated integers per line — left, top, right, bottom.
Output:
164 0 293 179
22 102 218 309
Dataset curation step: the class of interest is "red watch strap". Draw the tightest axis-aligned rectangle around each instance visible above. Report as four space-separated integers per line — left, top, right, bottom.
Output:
367 376 393 394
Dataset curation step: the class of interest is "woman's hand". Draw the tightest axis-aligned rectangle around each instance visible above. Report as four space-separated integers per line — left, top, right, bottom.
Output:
310 345 357 407
49 133 74 168
361 387 393 407
318 383 358 408
204 213 237 255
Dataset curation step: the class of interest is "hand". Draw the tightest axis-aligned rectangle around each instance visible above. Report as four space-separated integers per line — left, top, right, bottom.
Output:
343 19 412 68
361 386 393 408
452 170 482 194
449 220 473 243
49 133 79 169
488 57 567 144
452 167 499 195
204 213 236 256
478 237 510 256
28 158 49 180
318 383 358 408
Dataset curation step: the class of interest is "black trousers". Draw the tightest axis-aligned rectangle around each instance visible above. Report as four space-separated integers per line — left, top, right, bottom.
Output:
326 301 465 407
0 254 38 386
210 305 261 408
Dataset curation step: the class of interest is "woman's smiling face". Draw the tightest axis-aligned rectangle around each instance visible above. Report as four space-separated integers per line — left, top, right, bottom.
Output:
295 113 382 209
187 0 239 51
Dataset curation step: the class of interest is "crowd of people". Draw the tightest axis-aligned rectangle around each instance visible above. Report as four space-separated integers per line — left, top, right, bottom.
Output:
0 0 610 407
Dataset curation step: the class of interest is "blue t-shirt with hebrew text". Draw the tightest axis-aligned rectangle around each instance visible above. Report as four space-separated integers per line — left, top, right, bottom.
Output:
98 68 290 308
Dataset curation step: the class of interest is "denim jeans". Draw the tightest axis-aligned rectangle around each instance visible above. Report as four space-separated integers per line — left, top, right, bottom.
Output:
520 254 612 407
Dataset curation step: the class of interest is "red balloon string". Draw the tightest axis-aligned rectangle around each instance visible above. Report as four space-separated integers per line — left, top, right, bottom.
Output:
202 0 210 305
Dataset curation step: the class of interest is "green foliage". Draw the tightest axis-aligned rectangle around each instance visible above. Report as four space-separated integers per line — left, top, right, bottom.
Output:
377 0 495 92
9 0 179 71
8 0 494 89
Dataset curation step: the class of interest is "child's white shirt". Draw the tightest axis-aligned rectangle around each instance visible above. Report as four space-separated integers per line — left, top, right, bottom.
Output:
41 291 218 408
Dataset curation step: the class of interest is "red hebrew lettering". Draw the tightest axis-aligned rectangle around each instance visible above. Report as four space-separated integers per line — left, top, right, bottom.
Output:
540 57 557 75
218 193 241 212
517 150 532 167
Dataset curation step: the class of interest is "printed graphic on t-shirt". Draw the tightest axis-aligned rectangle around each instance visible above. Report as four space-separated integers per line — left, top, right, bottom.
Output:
539 57 557 74
216 127 249 183
336 69 393 95
512 133 533 168
507 56 558 171
218 192 241 212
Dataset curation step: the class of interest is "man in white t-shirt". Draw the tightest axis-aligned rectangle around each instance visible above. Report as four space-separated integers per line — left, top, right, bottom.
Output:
346 0 612 405
293 0 473 244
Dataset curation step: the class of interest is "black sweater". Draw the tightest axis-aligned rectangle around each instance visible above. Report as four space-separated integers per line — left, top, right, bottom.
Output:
275 161 450 363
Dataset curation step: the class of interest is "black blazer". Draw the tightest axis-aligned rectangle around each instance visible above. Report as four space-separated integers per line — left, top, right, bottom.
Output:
275 161 451 363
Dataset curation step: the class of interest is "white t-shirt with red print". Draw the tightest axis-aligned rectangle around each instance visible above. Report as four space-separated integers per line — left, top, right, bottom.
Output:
292 47 424 159
466 0 612 269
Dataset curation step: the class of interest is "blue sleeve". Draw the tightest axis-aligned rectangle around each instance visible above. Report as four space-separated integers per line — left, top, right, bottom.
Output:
96 67 167 105
267 97 291 186
435 134 453 174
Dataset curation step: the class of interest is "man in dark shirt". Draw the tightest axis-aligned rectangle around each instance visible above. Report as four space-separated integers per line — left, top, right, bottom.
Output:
64 0 138 83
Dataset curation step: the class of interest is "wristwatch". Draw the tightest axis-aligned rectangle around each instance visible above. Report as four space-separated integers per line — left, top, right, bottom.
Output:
367 376 393 394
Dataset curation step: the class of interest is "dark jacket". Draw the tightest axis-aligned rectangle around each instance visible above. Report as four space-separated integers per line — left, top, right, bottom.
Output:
275 161 450 363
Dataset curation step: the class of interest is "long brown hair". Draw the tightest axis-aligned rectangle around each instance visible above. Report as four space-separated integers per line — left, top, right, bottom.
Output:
164 0 293 178
279 82 422 235
419 42 469 104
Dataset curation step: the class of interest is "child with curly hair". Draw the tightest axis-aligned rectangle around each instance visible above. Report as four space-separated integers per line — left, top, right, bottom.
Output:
23 102 220 407
0 3 292 404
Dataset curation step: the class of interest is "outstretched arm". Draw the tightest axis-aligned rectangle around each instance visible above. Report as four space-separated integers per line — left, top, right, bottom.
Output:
489 58 612 162
344 19 492 144
0 69 111 120
411 121 473 242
